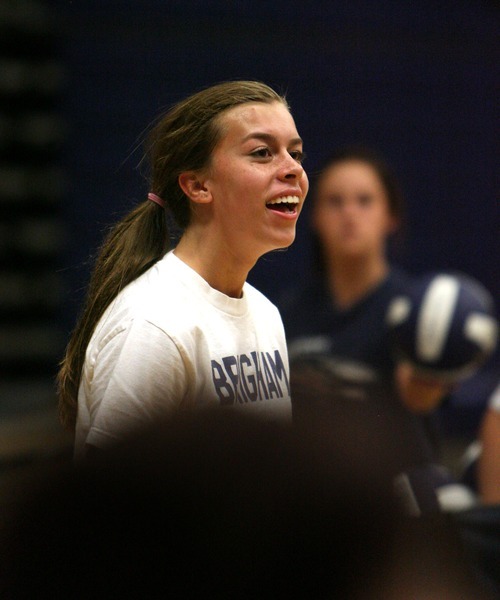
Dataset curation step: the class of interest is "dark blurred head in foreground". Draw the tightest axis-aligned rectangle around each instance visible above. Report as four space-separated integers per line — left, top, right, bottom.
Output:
0 410 491 599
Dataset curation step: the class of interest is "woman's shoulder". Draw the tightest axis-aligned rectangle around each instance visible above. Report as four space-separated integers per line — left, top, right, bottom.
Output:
243 282 283 315
387 265 412 285
96 252 190 324
379 266 413 298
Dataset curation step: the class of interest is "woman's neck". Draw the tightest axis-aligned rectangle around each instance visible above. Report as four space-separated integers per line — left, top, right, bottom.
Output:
174 231 253 298
325 254 389 309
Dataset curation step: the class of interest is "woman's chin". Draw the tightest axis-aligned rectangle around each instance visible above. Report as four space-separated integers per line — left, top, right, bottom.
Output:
270 231 297 252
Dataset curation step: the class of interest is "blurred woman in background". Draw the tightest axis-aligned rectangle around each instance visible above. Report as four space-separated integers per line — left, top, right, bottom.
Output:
279 147 451 504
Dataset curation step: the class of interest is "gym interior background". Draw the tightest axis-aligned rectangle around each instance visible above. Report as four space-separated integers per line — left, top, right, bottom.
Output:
0 1 497 487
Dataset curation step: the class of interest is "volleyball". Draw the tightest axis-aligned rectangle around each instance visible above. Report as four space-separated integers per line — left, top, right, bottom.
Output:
386 272 498 382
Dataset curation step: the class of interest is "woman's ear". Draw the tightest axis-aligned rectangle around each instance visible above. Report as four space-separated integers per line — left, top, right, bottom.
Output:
178 172 212 204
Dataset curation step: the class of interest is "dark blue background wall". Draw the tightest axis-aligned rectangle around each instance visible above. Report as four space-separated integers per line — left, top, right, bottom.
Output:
52 0 499 330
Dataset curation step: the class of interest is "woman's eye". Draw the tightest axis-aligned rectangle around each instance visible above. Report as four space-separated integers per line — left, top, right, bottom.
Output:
327 195 343 208
358 193 373 206
252 147 272 159
290 150 305 163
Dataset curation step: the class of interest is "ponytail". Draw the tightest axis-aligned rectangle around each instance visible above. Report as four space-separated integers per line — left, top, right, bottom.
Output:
57 200 168 431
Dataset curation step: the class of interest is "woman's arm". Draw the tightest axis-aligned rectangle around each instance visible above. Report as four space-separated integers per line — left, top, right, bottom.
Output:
477 403 500 505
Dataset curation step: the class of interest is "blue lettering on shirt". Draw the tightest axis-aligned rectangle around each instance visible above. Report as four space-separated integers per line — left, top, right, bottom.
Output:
211 350 290 406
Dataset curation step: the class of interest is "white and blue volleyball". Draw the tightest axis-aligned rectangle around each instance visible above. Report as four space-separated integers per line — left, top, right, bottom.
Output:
386 272 498 382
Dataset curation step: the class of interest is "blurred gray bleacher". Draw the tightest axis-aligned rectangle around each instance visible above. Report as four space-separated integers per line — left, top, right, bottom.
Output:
0 1 73 500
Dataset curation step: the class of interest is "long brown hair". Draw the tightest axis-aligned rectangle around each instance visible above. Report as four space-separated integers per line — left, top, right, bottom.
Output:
57 80 288 431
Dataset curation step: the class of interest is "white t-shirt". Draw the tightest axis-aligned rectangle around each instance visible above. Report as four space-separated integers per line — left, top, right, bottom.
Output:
74 251 291 459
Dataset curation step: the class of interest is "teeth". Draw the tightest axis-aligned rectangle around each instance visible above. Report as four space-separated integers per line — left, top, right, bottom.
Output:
266 195 300 205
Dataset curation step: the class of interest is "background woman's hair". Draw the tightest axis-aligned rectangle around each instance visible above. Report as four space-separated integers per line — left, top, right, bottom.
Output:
310 145 406 274
57 80 288 431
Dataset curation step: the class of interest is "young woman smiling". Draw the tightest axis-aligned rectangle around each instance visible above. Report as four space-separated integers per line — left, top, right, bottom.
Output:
57 81 308 460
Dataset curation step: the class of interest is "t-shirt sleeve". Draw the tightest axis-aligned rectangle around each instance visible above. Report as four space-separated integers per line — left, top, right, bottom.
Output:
85 318 192 450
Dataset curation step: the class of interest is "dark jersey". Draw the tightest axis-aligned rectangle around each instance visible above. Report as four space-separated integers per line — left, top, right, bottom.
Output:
279 268 436 474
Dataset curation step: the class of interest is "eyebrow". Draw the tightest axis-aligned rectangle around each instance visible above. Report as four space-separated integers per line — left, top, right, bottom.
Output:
242 132 303 146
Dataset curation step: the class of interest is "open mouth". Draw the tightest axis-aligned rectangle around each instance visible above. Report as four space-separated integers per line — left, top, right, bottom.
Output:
265 195 300 214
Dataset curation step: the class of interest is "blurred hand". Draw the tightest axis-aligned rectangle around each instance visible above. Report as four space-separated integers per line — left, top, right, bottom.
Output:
395 362 452 413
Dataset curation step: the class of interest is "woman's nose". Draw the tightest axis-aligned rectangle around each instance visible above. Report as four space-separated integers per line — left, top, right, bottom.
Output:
278 153 305 180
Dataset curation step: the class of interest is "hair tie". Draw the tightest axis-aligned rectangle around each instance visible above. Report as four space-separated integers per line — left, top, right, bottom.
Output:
148 192 165 209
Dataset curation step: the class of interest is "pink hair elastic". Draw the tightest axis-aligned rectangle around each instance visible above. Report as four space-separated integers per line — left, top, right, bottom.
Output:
148 192 165 209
